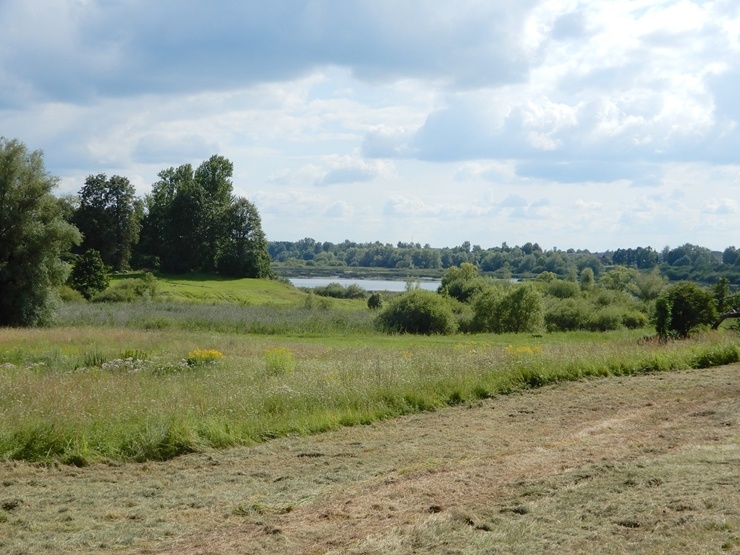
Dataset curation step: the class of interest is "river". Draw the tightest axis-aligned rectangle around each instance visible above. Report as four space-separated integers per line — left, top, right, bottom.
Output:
289 277 441 292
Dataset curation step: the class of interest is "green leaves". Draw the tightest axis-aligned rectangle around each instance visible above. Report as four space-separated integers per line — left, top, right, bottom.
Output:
0 138 81 326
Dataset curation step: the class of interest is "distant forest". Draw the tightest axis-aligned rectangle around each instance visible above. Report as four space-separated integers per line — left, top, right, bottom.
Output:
268 239 740 285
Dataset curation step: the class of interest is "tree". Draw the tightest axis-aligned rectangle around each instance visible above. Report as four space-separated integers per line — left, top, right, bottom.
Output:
73 174 141 271
138 156 270 276
655 282 717 339
69 249 110 299
0 138 81 326
215 197 272 278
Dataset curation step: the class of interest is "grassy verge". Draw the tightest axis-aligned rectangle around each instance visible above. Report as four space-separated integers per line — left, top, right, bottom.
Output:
1 319 738 465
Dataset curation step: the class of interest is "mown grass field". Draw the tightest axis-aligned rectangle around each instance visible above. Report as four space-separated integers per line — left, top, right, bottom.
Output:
1 276 738 554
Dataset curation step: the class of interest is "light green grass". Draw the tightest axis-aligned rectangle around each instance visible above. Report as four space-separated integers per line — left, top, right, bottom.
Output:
1 318 738 464
151 273 309 305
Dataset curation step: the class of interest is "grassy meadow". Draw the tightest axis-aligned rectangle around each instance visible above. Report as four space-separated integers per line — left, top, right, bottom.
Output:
1 275 739 466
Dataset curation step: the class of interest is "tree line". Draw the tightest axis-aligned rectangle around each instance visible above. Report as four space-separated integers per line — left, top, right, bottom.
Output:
269 238 740 284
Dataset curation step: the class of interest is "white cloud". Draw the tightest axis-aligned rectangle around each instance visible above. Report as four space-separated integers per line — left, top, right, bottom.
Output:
0 0 739 251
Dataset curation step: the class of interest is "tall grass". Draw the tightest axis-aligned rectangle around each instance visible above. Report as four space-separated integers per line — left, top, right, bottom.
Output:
57 301 377 335
1 324 737 465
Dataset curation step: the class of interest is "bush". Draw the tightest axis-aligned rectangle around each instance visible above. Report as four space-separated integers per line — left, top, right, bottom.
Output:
367 292 383 310
544 298 592 332
655 281 717 338
587 306 624 332
470 284 505 332
471 283 543 334
498 283 544 333
376 290 458 335
546 280 581 299
58 285 86 303
69 249 110 300
313 282 368 299
92 273 158 303
622 310 649 329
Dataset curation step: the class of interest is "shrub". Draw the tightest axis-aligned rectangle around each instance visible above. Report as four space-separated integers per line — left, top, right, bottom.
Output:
367 292 383 310
376 289 458 335
497 283 544 333
470 283 506 332
546 280 581 299
58 285 86 303
587 306 624 332
69 249 110 300
655 281 717 338
544 298 592 332
471 283 543 334
622 310 648 329
92 273 158 302
313 282 367 299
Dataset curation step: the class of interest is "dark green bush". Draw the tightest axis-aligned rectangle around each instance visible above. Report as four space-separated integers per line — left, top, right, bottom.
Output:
376 289 458 335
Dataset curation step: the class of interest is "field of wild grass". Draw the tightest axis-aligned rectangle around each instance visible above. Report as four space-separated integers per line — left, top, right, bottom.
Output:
2 298 739 465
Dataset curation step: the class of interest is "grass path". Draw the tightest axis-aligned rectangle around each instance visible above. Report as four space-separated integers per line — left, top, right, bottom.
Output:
1 364 738 554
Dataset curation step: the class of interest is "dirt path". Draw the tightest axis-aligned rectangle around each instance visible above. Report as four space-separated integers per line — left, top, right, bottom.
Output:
2 365 738 554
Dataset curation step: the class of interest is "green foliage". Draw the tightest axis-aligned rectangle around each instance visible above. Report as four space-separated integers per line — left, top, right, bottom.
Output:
376 289 458 334
367 292 383 310
312 282 368 299
544 298 592 332
139 156 272 278
73 174 141 271
69 249 111 299
628 268 666 301
471 282 544 334
579 267 595 292
58 285 86 303
655 282 717 338
499 283 545 333
0 138 81 326
439 263 489 303
214 197 272 278
547 279 582 299
91 273 158 302
712 277 732 314
470 283 506 332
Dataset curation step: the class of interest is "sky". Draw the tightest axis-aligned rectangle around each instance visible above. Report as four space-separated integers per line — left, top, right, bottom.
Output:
1 0 738 252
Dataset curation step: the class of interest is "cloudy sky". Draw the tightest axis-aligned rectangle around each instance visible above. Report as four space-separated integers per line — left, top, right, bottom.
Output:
1 0 738 251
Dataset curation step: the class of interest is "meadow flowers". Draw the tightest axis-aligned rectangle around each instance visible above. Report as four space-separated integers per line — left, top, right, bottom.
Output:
187 349 224 366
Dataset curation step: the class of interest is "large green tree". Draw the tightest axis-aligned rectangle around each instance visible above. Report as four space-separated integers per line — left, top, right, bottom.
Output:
0 138 81 326
139 156 271 277
215 197 272 278
73 174 141 271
